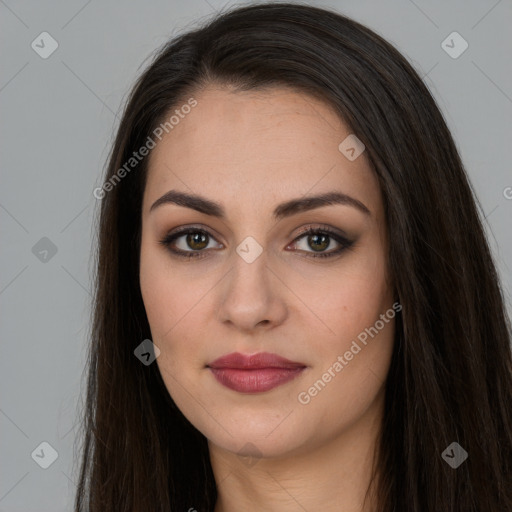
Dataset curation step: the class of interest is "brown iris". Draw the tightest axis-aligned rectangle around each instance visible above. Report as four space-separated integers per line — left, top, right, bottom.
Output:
186 232 208 250
308 233 329 252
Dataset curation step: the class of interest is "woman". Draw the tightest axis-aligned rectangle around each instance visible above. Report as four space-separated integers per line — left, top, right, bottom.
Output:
75 3 512 511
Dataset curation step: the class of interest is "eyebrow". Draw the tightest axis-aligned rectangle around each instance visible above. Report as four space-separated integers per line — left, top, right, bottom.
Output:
149 189 371 220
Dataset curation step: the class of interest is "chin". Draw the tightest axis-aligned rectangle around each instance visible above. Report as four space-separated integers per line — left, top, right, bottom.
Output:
201 412 316 460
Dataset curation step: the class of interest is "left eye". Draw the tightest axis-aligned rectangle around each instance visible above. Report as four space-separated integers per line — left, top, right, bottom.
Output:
292 232 337 253
159 226 353 259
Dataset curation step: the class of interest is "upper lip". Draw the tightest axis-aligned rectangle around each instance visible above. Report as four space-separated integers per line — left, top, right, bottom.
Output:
207 352 306 370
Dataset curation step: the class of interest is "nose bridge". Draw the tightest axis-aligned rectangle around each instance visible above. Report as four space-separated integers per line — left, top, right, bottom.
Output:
218 237 287 330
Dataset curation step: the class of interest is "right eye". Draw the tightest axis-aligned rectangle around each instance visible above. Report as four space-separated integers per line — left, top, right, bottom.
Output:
159 227 223 259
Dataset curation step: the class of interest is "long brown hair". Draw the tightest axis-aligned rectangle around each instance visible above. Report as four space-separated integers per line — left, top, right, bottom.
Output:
74 3 512 510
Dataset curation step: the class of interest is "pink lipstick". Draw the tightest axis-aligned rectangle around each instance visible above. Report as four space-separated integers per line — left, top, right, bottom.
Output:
207 352 306 393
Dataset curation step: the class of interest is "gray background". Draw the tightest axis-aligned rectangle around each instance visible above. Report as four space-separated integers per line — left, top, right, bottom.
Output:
1 0 511 510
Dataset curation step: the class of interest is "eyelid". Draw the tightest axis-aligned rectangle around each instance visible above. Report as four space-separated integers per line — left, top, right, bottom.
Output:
292 223 351 241
163 224 224 244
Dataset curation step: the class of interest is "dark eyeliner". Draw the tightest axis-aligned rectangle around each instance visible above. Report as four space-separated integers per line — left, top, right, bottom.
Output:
158 227 213 260
290 225 354 259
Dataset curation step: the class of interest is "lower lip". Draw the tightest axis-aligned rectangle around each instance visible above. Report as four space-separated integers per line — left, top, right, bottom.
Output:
209 367 305 393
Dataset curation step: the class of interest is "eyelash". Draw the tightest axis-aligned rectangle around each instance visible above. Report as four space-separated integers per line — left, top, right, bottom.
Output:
158 225 354 260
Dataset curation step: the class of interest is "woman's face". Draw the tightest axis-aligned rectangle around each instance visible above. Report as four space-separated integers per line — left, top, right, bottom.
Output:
139 85 396 459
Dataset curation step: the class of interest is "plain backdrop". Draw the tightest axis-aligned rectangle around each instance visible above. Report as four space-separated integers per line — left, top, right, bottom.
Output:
1 0 511 510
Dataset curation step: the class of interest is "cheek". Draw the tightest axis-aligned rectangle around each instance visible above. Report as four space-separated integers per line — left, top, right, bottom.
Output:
289 241 390 347
296 303 395 432
140 236 197 335
139 241 187 363
139 249 174 338
289 242 394 407
139 245 216 431
139 242 215 373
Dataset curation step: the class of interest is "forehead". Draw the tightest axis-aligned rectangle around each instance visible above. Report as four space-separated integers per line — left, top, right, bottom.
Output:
143 85 381 219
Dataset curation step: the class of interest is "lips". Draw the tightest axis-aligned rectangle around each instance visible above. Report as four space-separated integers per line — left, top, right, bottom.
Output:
207 352 306 393
208 351 306 370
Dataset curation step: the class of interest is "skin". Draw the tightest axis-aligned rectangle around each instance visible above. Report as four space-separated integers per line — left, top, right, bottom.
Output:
139 85 396 511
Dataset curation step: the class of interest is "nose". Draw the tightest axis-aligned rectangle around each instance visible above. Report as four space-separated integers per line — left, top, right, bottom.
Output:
217 250 288 333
